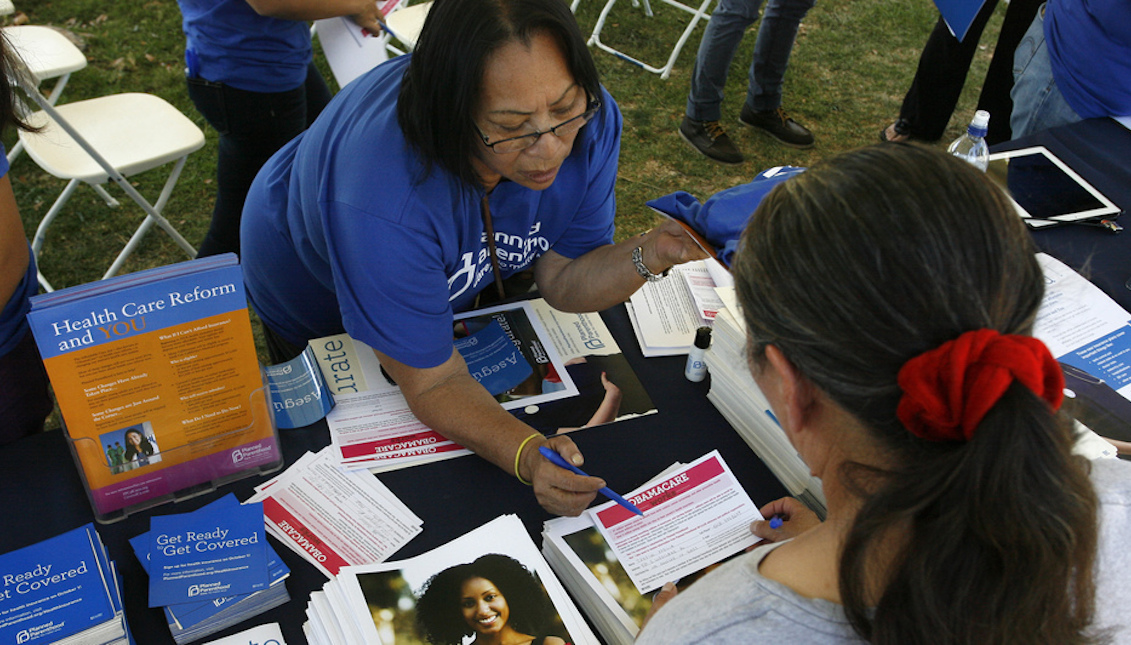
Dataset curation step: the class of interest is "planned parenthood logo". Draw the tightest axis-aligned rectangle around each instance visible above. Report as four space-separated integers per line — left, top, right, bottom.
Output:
17 622 62 643
230 443 273 465
188 581 229 597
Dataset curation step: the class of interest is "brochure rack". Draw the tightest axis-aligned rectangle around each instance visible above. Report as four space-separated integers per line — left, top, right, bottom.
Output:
66 381 282 524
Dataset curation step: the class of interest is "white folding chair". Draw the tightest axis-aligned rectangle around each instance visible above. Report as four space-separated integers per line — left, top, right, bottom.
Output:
3 25 87 163
586 0 713 79
382 1 432 53
13 76 205 291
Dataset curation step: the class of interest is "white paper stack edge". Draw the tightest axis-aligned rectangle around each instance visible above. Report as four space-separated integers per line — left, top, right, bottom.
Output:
705 288 827 517
541 516 638 645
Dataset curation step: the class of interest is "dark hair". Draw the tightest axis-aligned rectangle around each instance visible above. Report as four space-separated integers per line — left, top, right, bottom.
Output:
415 553 558 644
122 428 154 460
397 0 600 187
732 143 1102 644
0 31 42 135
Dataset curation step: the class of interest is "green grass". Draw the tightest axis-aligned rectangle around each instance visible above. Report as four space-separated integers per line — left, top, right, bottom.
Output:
5 0 1004 283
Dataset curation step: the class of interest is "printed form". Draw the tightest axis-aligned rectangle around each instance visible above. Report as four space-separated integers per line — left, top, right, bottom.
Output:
589 451 761 593
1034 253 1131 393
626 259 730 357
250 448 422 577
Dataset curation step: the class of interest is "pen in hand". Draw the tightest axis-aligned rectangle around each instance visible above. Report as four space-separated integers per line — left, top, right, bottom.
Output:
538 446 644 517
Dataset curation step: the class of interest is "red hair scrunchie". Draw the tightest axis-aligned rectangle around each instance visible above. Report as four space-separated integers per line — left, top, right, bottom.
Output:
896 329 1064 442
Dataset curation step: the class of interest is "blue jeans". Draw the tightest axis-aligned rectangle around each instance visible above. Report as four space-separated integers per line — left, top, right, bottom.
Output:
685 0 815 122
188 63 332 257
1010 4 1080 139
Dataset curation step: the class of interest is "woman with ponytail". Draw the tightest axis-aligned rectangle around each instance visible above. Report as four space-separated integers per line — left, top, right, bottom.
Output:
637 143 1130 644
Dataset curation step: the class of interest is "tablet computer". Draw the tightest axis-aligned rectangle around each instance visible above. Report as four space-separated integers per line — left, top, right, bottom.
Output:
985 146 1121 227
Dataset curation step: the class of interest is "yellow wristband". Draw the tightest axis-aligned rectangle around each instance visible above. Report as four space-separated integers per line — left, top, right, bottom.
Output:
513 432 541 486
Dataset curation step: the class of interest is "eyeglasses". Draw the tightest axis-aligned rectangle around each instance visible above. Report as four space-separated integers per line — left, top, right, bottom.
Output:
476 99 601 154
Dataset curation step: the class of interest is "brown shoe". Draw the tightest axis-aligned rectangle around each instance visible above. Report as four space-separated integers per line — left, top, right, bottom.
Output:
679 116 744 165
739 106 814 149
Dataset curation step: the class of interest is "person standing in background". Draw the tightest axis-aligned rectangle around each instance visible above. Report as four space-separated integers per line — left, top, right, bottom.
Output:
1010 0 1131 139
678 0 815 165
177 0 383 257
878 0 1042 146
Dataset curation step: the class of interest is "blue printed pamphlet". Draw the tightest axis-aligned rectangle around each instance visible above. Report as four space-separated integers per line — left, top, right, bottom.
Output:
264 348 334 429
147 498 270 607
131 495 290 644
455 318 535 396
0 523 126 644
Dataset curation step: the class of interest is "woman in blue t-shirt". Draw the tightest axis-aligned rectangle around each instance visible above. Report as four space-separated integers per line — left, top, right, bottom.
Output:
0 32 54 444
177 0 384 257
241 0 705 517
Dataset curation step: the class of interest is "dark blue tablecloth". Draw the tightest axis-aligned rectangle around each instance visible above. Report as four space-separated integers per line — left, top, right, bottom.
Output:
0 304 786 645
994 117 1131 311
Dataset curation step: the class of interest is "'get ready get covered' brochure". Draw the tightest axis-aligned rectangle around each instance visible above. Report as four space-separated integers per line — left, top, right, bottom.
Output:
147 501 269 607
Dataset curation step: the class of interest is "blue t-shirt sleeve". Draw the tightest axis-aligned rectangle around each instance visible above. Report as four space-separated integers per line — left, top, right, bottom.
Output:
325 199 457 369
544 87 620 259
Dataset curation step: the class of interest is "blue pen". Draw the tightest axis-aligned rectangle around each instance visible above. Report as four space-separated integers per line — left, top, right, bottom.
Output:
769 515 783 529
538 446 644 517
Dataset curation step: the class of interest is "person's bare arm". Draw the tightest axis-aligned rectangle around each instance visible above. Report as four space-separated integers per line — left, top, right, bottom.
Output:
534 218 707 314
0 175 29 309
244 0 383 34
376 346 605 516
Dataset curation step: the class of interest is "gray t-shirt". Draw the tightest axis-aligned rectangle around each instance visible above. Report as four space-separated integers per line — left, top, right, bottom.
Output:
637 458 1131 644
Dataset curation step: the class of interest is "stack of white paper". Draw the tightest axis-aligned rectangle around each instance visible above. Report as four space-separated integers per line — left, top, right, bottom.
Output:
304 515 599 645
626 259 732 357
542 451 762 644
542 515 644 645
248 447 423 578
310 335 474 472
704 288 827 516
